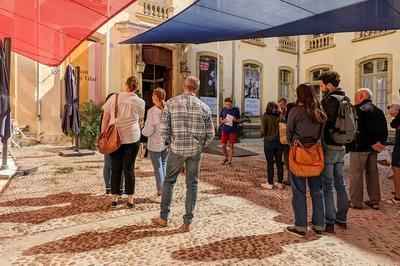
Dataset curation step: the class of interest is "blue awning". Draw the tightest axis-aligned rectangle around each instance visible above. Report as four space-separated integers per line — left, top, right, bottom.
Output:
121 0 400 44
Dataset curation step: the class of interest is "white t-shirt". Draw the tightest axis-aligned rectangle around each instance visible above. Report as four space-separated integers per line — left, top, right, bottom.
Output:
103 92 145 144
142 105 166 152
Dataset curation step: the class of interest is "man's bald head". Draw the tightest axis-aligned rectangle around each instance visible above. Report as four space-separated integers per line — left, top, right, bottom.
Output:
355 88 372 105
184 76 200 93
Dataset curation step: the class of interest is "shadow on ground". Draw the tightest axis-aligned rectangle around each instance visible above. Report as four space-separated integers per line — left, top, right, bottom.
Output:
171 232 314 261
0 192 151 224
199 154 400 262
24 224 179 255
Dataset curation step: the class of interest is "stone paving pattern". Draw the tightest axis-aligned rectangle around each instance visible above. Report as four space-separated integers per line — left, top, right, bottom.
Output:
0 141 399 265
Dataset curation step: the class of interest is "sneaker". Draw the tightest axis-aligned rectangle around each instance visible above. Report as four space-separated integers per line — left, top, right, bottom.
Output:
111 201 118 208
274 182 284 190
335 220 347 230
283 180 291 186
385 197 400 205
311 226 324 236
127 202 135 209
178 224 191 233
261 183 274 189
325 224 335 234
284 226 305 238
152 216 167 227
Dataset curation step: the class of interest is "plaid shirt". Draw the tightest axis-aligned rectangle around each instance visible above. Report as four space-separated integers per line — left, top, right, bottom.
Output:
160 92 215 157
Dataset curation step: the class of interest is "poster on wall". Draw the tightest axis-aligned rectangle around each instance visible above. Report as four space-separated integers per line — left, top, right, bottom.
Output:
244 65 260 116
199 57 217 115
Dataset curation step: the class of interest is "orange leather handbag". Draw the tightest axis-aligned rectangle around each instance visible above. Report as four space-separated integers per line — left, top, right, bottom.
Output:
289 139 324 177
97 94 121 154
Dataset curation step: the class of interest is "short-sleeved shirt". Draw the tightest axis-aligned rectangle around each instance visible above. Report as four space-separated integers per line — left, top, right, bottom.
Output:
220 107 240 133
102 92 145 144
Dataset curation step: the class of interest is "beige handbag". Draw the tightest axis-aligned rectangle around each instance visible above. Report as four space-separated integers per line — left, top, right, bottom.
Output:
279 122 288 145
97 94 121 154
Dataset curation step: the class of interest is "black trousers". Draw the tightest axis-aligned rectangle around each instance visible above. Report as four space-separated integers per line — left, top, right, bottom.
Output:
263 138 284 184
110 141 140 195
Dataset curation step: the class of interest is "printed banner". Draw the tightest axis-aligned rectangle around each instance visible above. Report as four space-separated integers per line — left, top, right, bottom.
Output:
244 65 260 116
200 96 217 115
199 57 217 114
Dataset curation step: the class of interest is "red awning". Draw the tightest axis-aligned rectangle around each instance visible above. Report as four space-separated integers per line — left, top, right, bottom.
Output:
0 0 137 66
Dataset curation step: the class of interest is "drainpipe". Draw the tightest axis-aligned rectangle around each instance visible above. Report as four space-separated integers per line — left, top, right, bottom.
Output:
296 35 300 86
36 62 41 119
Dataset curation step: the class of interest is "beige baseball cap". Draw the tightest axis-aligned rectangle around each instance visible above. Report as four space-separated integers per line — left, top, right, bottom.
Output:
387 104 400 110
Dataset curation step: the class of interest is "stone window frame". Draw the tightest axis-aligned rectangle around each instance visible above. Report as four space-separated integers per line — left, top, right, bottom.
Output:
241 59 264 118
355 54 393 113
196 51 224 116
278 66 295 102
305 64 333 100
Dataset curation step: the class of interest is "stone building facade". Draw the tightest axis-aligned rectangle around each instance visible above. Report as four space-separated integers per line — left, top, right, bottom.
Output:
8 0 400 143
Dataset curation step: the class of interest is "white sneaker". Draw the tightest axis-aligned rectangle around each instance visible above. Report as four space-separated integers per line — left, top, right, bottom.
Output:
261 183 273 189
274 182 284 190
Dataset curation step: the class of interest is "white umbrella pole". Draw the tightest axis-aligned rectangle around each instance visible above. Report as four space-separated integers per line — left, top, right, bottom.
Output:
216 41 220 130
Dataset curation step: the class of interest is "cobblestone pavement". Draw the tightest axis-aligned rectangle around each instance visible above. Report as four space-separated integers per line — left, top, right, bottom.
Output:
0 141 399 265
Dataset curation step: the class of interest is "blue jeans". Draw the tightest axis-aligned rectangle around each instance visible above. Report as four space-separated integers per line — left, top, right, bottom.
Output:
321 146 349 225
149 149 168 194
103 154 124 190
290 172 325 231
160 151 202 225
263 139 284 184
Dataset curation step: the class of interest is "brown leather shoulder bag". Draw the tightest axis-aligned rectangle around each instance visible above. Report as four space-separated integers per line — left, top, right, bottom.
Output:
97 94 121 154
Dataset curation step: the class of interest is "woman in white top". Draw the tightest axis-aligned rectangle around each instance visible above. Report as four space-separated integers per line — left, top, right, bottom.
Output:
142 88 167 198
101 76 145 208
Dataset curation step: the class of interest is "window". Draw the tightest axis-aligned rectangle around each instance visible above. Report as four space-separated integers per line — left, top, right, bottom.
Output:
309 67 330 100
199 56 218 115
279 69 293 101
360 58 388 111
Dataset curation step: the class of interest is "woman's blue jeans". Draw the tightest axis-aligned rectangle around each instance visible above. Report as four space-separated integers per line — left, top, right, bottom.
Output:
290 172 325 231
149 149 168 193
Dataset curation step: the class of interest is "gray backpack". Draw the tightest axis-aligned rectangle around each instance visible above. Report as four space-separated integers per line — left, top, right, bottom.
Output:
331 95 357 144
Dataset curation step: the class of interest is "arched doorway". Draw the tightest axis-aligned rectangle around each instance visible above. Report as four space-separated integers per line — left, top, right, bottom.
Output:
142 45 173 113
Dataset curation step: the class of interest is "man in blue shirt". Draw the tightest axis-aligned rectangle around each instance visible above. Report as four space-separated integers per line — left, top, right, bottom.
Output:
220 97 240 165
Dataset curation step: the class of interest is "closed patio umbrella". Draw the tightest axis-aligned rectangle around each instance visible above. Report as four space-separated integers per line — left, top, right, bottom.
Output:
0 39 11 144
61 64 80 135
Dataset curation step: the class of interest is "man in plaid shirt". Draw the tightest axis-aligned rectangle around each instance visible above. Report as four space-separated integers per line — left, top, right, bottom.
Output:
152 76 215 232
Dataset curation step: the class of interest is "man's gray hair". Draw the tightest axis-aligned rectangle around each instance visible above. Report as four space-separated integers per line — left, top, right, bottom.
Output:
185 75 200 91
357 88 373 99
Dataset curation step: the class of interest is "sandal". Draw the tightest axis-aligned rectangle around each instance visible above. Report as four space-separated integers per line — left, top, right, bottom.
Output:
364 200 380 210
385 198 400 205
221 159 229 165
